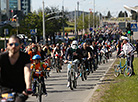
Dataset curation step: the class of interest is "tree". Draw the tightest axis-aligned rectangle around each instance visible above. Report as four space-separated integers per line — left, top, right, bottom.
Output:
118 11 124 17
107 11 112 18
19 6 67 43
124 11 128 17
77 12 100 34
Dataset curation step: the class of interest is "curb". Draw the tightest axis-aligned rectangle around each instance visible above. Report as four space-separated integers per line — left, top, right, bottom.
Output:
83 52 117 102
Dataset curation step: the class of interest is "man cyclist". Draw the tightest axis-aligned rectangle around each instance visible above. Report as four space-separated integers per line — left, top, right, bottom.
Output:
65 40 82 87
0 35 32 102
81 42 92 72
119 36 136 75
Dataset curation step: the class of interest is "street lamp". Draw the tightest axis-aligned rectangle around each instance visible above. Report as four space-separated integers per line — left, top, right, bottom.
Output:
42 0 46 45
62 0 65 42
93 0 95 30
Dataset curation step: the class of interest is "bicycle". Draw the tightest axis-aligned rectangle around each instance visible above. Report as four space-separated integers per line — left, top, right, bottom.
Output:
66 59 79 90
114 55 132 77
55 54 62 73
0 88 32 102
80 58 88 81
32 70 44 102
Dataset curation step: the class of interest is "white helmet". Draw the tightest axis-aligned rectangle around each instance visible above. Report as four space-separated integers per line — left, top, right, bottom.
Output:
121 36 129 41
71 40 78 50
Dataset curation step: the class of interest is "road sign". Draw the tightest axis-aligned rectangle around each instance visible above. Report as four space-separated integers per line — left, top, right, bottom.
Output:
30 29 36 35
131 23 137 32
89 27 93 31
4 29 8 35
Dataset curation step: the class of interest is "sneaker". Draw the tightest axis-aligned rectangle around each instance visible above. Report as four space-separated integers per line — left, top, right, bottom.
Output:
67 82 70 88
45 93 48 97
32 93 36 96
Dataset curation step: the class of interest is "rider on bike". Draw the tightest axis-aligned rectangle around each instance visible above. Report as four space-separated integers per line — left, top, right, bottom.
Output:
65 40 82 87
52 43 63 70
28 44 41 63
81 42 92 72
31 55 47 96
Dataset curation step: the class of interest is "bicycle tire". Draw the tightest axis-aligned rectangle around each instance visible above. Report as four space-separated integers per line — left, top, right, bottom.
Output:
73 80 77 88
69 75 73 90
84 72 87 80
80 65 85 81
114 64 120 77
124 66 132 77
37 83 42 102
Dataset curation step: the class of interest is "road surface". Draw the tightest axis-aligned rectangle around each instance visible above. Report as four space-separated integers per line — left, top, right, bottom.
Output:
27 52 116 102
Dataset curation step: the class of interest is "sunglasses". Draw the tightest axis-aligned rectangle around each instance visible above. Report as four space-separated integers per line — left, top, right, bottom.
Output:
9 43 19 47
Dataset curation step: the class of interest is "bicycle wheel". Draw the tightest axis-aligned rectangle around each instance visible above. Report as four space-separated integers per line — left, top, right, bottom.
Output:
114 64 120 77
124 66 132 77
80 65 85 81
69 74 73 90
37 83 42 102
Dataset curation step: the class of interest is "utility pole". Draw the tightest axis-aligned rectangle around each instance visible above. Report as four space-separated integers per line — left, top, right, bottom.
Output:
76 1 79 39
0 0 1 22
83 10 85 34
42 0 46 45
62 0 65 42
93 0 95 29
75 9 77 39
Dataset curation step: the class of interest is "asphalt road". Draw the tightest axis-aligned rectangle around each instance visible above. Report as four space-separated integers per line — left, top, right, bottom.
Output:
26 52 116 102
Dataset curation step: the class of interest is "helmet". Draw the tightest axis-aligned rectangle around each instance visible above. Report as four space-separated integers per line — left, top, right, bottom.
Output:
32 55 41 60
121 36 129 41
56 43 60 46
71 40 78 50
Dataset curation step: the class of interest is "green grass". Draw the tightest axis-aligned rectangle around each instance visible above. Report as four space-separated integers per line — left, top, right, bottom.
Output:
101 57 138 102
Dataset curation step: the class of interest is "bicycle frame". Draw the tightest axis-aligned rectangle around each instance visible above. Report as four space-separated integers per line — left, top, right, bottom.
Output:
118 57 127 69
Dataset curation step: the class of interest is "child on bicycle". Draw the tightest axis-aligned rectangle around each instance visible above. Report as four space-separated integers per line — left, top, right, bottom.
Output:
31 54 47 96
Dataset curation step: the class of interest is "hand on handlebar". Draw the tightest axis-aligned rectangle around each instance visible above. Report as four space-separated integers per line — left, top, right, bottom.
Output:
64 60 68 64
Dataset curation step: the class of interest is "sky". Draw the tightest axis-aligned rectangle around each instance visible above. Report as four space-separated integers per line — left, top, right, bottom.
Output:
32 0 138 17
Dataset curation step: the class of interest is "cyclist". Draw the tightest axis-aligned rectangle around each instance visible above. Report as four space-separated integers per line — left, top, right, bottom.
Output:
119 36 136 75
52 43 63 70
65 40 82 87
0 35 32 102
43 43 53 68
31 55 47 96
28 44 41 63
81 42 91 72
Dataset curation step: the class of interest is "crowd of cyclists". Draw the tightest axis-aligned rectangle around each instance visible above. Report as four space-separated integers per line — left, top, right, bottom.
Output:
0 23 136 101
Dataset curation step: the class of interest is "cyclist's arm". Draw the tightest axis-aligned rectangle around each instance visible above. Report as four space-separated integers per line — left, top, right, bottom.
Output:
24 63 31 90
88 52 91 59
65 48 70 60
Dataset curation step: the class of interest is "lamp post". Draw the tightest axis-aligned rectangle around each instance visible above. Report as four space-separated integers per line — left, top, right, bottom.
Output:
42 0 46 45
62 0 65 42
93 0 95 30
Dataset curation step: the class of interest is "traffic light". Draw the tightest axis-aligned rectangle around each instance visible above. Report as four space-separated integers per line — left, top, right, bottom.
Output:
127 23 131 35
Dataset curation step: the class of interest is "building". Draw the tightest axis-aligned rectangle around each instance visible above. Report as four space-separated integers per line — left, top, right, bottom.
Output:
5 0 31 19
68 11 89 22
0 0 7 21
124 5 138 22
18 0 31 15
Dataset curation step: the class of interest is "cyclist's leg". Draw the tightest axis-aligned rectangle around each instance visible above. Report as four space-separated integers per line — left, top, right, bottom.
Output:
67 65 70 87
32 80 37 94
41 77 47 94
131 55 135 74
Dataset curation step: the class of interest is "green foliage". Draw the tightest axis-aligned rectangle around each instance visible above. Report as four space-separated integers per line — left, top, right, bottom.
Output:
102 57 138 102
19 6 67 39
77 12 100 32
